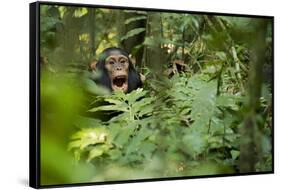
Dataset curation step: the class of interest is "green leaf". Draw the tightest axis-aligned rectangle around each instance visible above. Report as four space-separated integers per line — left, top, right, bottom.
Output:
68 140 81 151
138 104 154 117
190 80 217 128
87 144 111 162
230 150 240 160
215 51 227 61
261 135 271 155
88 105 128 112
121 28 146 41
125 16 147 25
133 97 155 117
73 8 88 17
127 88 147 104
182 129 208 158
69 128 108 150
216 94 240 110
126 127 152 154
139 142 156 159
87 148 103 162
208 136 224 149
261 84 272 103
109 149 122 160
83 77 111 95
113 127 135 148
143 37 154 46
104 98 123 105
73 116 102 128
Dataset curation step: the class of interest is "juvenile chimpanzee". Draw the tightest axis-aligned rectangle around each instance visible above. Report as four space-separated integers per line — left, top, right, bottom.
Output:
91 47 142 93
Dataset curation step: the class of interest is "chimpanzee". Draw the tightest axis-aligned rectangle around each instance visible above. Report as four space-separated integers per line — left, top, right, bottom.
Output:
90 47 143 93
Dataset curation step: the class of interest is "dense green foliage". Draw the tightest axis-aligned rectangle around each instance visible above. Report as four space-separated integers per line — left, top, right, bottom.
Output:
40 4 273 185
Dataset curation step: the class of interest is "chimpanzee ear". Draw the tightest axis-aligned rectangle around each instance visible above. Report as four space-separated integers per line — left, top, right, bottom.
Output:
130 57 136 66
89 60 97 71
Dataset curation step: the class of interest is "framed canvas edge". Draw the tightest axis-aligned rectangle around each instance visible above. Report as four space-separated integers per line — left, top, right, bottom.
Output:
37 0 274 18
29 1 275 189
30 1 41 189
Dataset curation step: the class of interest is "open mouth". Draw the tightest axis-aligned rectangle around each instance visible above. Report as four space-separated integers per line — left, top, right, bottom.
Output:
113 75 127 87
112 75 128 92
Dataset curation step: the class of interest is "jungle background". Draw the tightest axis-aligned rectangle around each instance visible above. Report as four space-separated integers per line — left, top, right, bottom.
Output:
39 4 273 185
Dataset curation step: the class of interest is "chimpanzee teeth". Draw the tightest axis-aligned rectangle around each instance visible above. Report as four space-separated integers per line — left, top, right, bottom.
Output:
115 76 125 79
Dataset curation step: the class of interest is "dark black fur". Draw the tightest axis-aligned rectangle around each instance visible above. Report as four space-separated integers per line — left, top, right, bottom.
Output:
95 47 142 93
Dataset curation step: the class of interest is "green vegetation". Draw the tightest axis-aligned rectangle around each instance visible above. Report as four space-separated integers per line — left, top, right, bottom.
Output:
40 4 273 185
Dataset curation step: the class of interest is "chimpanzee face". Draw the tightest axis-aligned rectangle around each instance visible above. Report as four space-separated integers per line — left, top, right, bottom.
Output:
94 47 142 93
105 54 130 92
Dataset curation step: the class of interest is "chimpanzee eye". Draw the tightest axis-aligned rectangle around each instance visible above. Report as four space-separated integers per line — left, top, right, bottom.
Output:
120 60 125 64
109 61 115 65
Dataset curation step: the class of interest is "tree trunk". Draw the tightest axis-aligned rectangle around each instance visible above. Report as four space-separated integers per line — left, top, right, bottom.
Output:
145 12 166 73
88 9 96 58
121 11 147 67
239 19 269 173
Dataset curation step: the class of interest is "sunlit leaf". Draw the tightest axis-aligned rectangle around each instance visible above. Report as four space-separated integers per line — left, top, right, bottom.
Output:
88 105 128 112
230 150 240 160
121 28 146 41
125 16 147 25
87 144 111 162
139 142 156 159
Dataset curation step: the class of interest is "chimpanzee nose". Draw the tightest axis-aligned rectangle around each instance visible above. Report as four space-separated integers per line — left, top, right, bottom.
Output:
116 66 122 70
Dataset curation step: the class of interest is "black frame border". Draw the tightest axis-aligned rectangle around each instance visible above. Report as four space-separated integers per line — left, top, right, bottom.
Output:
29 1 274 189
30 2 41 189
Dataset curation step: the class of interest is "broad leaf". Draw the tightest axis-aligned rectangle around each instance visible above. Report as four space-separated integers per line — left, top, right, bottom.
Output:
121 28 146 41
